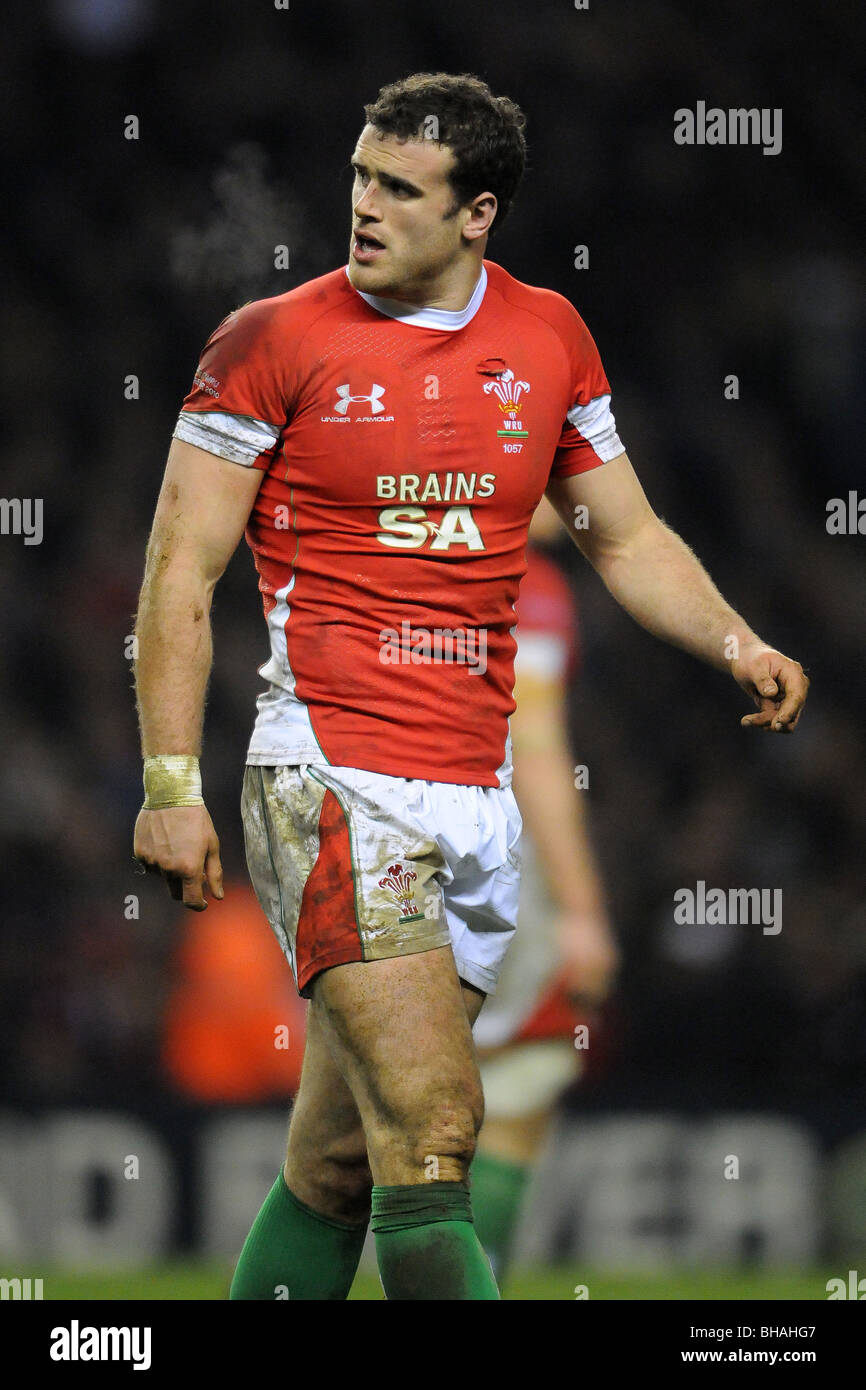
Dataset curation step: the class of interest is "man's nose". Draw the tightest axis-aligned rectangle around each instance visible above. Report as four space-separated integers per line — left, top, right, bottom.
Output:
354 183 381 219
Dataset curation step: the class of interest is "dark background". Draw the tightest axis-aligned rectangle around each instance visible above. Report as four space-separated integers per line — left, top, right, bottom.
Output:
1 0 863 1152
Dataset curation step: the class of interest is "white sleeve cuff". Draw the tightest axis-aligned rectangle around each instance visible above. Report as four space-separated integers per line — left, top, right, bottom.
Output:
173 410 280 467
566 393 624 463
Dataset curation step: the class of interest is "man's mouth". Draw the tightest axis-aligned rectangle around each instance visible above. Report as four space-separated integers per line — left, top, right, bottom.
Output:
352 231 386 262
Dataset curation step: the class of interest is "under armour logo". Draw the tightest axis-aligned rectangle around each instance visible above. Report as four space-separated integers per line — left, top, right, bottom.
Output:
334 383 386 415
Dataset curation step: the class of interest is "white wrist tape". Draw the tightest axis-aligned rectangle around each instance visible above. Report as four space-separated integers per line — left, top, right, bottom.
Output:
143 755 204 809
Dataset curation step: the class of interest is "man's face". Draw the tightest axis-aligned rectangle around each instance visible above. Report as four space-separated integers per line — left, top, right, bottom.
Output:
347 124 473 302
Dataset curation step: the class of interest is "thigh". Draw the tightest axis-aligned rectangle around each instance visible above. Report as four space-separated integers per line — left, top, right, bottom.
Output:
287 1005 365 1157
284 965 484 1202
284 1002 370 1216
311 945 483 1181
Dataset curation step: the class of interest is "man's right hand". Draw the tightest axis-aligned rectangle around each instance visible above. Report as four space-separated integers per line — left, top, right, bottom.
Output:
133 804 224 910
554 910 620 1007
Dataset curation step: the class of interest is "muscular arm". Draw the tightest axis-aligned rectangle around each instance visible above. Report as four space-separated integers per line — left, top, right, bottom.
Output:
546 453 809 730
133 437 263 906
135 437 263 752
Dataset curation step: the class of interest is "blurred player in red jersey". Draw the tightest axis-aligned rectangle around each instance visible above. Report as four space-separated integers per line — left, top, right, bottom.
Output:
133 73 809 1300
471 498 618 1282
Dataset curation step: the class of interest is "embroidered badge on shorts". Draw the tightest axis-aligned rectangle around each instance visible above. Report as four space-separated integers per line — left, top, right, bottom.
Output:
378 863 426 923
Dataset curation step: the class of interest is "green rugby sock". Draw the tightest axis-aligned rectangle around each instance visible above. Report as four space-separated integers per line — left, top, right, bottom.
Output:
371 1181 500 1300
229 1171 368 1300
469 1152 531 1284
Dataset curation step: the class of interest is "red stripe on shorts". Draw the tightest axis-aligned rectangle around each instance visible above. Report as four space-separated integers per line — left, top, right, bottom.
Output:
295 787 363 994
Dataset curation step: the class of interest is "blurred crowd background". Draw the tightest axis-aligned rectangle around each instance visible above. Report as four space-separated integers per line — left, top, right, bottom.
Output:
1 0 863 1162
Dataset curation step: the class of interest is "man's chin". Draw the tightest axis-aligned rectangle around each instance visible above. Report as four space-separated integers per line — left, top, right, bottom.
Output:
349 253 410 293
347 259 389 290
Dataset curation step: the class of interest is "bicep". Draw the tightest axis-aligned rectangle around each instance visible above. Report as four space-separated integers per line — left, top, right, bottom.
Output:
545 450 656 565
146 438 264 585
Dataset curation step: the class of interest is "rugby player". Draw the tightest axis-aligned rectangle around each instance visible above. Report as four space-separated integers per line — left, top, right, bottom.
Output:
132 72 809 1301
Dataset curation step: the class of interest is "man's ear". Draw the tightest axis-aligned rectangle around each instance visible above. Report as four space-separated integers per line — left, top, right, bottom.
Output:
462 192 497 241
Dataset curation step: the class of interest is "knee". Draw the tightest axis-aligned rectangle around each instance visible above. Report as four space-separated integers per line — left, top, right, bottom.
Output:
319 1147 374 1224
416 1107 481 1182
286 1130 373 1225
375 1077 485 1184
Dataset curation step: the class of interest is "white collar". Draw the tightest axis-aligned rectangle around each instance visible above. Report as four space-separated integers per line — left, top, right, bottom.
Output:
346 263 487 331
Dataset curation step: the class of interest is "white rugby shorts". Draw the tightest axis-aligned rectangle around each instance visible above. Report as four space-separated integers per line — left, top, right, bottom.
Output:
241 763 522 998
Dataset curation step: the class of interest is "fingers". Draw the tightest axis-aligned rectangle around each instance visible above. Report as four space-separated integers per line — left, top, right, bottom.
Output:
565 969 615 1009
741 657 809 733
741 709 780 731
205 837 224 901
133 806 223 910
161 867 206 909
182 870 209 910
557 923 620 1005
164 842 224 912
774 673 809 729
742 708 804 734
741 689 808 732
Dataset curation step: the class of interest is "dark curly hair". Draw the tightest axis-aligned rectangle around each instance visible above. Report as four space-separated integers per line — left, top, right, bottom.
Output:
363 72 527 232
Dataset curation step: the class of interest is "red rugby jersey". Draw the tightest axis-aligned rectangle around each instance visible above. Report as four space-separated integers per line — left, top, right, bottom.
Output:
173 259 623 786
